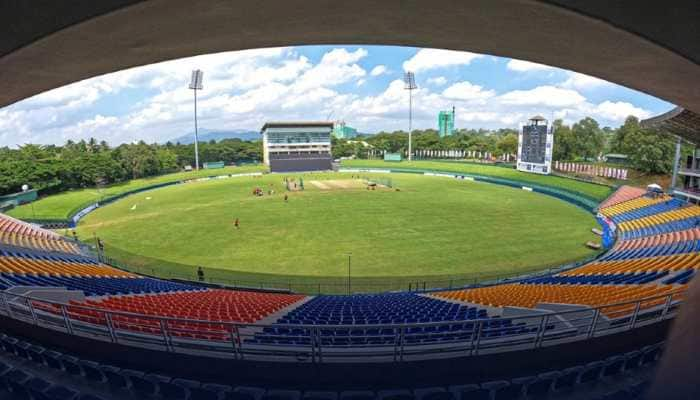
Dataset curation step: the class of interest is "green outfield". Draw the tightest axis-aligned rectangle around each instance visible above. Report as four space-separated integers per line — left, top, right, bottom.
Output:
341 159 614 201
75 171 600 290
6 165 266 220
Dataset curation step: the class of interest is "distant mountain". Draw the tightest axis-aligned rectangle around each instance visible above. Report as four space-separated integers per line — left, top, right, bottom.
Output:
167 129 259 144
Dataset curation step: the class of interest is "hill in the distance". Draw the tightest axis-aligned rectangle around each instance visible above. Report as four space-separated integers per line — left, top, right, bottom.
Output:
168 129 259 144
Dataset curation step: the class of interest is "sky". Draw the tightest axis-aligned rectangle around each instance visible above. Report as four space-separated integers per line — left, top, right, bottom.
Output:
0 45 675 147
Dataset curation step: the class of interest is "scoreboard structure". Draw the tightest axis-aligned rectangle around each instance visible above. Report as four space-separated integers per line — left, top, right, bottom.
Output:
517 115 553 175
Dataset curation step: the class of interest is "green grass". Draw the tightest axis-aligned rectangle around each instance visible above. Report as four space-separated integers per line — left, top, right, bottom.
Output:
341 160 613 201
76 172 600 293
6 165 267 220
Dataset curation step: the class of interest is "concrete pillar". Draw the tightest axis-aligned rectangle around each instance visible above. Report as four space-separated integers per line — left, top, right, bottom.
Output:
670 138 681 191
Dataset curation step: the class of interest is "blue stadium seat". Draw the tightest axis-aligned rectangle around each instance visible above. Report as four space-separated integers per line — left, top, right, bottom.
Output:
255 293 495 346
121 369 157 397
0 247 97 265
4 368 32 399
201 383 233 400
601 355 626 377
59 355 82 377
0 361 12 391
495 376 536 400
579 360 605 384
620 215 700 240
27 345 46 364
521 271 669 285
146 373 187 400
98 365 130 391
0 273 202 296
448 384 482 400
230 386 266 400
339 391 376 400
378 389 415 400
26 377 53 400
303 391 339 400
414 387 454 400
553 365 584 391
528 371 560 398
263 389 302 400
77 395 109 400
609 199 685 224
78 360 106 383
44 385 80 400
43 351 65 371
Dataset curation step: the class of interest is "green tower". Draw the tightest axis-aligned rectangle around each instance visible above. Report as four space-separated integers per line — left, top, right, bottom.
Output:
438 107 455 137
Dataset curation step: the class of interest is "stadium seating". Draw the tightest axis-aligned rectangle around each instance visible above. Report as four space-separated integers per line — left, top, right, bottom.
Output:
59 290 307 339
249 293 506 346
598 238 700 261
600 194 673 218
661 269 696 285
275 293 488 325
0 231 80 255
606 198 685 224
611 228 700 251
618 206 700 235
2 274 201 296
0 213 80 255
0 256 132 277
0 246 97 264
597 185 646 210
0 328 663 400
435 284 685 318
562 253 700 276
522 271 669 285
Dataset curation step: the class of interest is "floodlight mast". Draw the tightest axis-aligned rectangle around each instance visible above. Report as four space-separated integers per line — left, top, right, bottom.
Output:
404 72 417 161
189 70 204 170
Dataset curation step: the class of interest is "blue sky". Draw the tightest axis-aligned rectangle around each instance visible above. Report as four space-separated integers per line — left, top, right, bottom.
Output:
0 45 673 147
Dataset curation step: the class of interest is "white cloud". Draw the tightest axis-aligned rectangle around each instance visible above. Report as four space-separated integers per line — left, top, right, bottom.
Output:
0 46 658 147
499 86 586 107
442 81 495 102
506 59 556 72
561 72 612 90
370 65 387 76
594 101 651 121
403 49 483 73
427 76 448 86
293 48 367 91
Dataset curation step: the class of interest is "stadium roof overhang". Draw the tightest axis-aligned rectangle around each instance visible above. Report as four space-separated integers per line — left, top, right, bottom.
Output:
641 107 700 145
0 0 699 113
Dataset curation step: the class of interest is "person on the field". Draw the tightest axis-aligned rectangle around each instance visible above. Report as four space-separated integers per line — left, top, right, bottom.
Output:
197 266 205 282
234 218 240 229
284 194 288 202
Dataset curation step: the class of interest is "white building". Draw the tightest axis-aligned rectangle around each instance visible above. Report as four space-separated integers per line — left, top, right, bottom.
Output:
261 122 334 172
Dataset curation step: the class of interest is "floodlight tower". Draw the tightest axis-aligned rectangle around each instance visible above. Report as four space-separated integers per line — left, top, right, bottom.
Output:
404 71 417 161
188 70 204 170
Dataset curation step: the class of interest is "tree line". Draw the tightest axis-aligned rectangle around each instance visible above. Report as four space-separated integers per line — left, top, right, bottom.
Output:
333 116 680 174
0 115 680 197
0 139 261 196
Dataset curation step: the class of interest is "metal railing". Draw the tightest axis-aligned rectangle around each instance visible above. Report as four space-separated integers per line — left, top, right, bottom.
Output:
0 289 683 363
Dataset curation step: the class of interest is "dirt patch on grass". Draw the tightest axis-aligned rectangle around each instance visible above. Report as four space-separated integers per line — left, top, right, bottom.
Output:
309 179 365 190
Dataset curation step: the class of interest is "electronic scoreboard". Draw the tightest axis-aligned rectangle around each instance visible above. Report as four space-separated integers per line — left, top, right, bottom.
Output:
517 116 553 175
